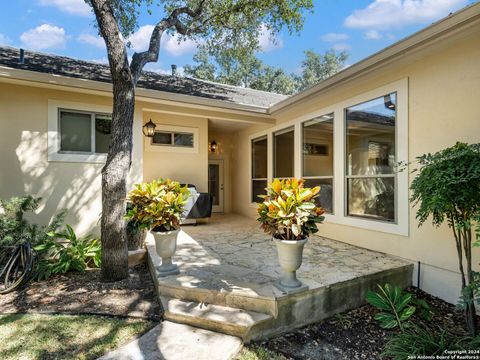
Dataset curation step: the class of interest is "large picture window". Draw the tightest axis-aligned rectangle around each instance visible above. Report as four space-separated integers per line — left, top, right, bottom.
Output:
59 110 112 154
251 136 268 203
302 113 334 213
273 127 294 178
345 93 396 222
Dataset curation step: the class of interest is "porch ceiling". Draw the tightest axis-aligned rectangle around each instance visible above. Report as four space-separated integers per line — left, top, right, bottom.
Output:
208 118 253 133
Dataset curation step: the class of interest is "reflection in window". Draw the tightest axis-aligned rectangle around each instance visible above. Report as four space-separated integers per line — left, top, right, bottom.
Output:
59 110 111 154
151 131 194 147
346 93 396 222
251 136 268 203
302 113 334 213
274 127 294 178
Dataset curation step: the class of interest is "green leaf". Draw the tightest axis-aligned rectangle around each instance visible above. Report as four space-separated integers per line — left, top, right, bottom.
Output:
366 291 391 311
399 306 416 321
374 312 398 329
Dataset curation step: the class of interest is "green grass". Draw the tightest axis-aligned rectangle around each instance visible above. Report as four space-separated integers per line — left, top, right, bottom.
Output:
238 345 285 360
0 313 154 360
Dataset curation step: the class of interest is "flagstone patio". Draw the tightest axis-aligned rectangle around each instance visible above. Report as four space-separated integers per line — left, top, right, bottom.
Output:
146 214 413 342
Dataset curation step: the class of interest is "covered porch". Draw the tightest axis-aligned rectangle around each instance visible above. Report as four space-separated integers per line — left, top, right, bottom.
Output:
146 214 412 342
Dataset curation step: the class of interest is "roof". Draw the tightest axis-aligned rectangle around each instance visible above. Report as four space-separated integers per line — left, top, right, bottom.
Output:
0 46 287 109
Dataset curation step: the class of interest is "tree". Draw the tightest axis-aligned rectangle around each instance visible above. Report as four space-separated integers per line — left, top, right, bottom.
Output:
86 0 313 281
184 47 347 95
409 142 480 336
296 49 348 91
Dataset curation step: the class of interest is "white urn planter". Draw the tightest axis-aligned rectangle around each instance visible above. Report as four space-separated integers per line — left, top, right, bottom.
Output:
273 237 309 294
152 228 180 277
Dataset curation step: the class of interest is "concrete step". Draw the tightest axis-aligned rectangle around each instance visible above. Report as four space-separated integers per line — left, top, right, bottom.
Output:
160 296 273 341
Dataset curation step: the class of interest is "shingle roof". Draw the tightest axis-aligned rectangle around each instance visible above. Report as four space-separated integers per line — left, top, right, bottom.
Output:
0 46 287 108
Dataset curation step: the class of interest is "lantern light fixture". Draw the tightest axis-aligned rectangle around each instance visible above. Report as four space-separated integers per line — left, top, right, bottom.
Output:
209 140 218 153
142 119 156 137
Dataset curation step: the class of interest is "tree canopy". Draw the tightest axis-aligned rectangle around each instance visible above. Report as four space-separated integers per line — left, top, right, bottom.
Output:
184 47 348 94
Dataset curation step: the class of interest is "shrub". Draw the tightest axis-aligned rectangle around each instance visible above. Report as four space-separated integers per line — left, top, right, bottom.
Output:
34 225 101 280
409 142 480 336
366 284 416 331
382 324 478 360
0 196 66 247
125 178 190 232
256 178 325 240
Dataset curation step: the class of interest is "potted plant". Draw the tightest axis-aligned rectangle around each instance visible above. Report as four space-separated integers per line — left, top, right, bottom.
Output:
126 178 190 276
257 178 325 293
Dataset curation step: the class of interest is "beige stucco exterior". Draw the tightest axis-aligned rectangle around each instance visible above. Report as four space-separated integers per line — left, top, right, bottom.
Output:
0 4 479 305
231 19 480 304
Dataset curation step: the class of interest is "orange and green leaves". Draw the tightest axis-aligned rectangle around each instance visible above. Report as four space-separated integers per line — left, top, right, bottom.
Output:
256 178 325 240
126 178 190 232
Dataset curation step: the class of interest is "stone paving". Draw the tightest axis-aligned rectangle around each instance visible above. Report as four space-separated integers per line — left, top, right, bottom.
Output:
148 214 411 300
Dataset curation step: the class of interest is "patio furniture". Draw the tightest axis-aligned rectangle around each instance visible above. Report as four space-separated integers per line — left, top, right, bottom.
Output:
181 184 213 225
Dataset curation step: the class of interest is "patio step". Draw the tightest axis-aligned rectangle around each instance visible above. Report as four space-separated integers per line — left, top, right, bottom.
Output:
160 296 273 341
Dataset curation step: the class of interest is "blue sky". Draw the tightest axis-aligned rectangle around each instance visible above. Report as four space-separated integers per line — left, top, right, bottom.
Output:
0 0 476 75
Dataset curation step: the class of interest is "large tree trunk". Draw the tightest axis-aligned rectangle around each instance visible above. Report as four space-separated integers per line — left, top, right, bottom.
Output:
101 81 135 281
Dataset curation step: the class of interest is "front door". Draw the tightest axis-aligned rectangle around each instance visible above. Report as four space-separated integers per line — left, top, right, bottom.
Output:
208 159 224 213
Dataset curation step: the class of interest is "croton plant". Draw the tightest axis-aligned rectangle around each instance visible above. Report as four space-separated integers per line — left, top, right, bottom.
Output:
257 178 325 240
125 178 190 232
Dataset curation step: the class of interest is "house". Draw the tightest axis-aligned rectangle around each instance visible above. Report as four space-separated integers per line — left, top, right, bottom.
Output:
1 3 479 305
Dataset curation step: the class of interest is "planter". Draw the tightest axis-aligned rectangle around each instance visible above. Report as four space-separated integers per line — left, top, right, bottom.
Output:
152 228 181 277
273 236 309 294
126 225 147 250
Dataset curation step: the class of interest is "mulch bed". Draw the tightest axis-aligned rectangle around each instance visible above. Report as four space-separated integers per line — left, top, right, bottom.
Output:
0 264 162 321
251 287 480 360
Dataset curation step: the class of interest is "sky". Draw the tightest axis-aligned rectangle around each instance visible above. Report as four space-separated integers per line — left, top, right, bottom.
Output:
0 0 476 75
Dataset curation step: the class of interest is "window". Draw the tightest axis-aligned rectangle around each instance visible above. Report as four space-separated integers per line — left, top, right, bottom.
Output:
302 113 334 213
151 131 194 148
59 110 112 154
273 127 294 178
251 136 268 203
345 93 396 222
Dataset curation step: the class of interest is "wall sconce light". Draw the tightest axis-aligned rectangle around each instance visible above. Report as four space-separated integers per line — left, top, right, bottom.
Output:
142 119 156 137
209 140 218 153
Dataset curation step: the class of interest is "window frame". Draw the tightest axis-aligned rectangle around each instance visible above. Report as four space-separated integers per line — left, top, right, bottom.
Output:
344 92 398 223
248 78 409 236
301 113 335 214
250 135 269 204
48 100 113 163
273 126 295 179
144 124 199 154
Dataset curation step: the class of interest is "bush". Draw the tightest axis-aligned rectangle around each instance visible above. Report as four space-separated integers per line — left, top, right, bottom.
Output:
382 324 479 360
0 196 66 247
409 142 480 335
256 178 325 240
125 178 190 232
34 225 101 280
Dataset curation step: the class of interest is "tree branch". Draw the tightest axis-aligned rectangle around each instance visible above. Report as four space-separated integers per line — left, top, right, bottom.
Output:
130 1 206 83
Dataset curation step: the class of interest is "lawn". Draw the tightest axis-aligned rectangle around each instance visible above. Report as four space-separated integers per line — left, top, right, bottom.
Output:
0 313 154 360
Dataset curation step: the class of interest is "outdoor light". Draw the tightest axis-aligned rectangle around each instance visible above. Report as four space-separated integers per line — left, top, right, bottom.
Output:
142 119 156 137
209 140 218 153
384 95 396 110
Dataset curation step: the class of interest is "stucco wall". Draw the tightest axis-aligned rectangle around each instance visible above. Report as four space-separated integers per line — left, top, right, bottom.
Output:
142 111 208 193
0 83 143 236
231 27 480 304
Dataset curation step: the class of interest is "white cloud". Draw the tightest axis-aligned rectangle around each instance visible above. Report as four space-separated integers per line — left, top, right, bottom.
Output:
38 0 91 17
0 33 11 45
345 0 467 30
162 35 198 56
91 57 108 64
78 33 105 48
364 30 383 40
128 25 198 56
333 43 351 52
20 24 67 50
258 24 283 52
321 33 349 42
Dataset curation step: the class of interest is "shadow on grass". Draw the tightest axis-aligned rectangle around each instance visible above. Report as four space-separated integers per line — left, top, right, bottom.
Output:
0 313 155 360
